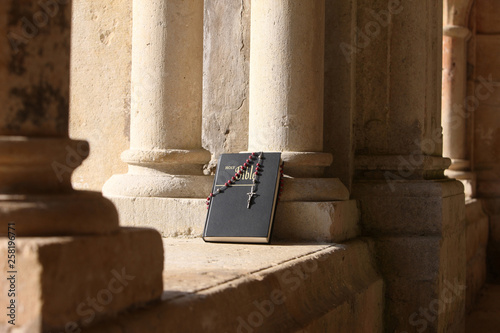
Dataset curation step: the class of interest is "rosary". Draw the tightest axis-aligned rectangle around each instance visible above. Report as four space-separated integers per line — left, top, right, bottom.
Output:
206 152 284 210
206 152 264 209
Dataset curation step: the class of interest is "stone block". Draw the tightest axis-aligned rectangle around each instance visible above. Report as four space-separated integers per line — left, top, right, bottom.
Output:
0 228 163 332
353 180 465 236
109 195 359 243
107 197 207 238
353 179 466 332
273 200 359 243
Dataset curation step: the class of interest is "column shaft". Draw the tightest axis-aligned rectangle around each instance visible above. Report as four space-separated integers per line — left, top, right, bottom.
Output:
442 26 471 170
248 0 332 178
130 0 203 152
249 0 324 152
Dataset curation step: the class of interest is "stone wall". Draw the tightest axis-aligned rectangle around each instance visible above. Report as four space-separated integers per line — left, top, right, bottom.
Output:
70 0 131 191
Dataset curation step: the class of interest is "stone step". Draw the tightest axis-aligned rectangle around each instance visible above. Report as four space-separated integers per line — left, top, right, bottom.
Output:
85 238 384 333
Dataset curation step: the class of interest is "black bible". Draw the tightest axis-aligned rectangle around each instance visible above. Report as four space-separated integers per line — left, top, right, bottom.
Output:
203 152 282 243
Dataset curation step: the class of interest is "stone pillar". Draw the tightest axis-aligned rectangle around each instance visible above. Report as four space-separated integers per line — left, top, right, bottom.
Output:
248 0 358 243
352 0 466 331
0 0 118 237
249 0 329 178
0 1 163 330
442 12 475 198
103 0 212 237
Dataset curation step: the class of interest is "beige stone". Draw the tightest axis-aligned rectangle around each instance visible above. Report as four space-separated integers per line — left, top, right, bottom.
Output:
248 0 325 154
0 0 119 236
103 0 210 197
70 0 132 191
80 239 384 333
201 0 251 172
442 26 471 172
444 0 474 27
353 180 466 332
0 228 163 331
355 0 443 157
273 200 360 243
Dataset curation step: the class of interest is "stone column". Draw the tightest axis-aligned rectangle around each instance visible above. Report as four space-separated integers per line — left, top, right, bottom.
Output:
352 0 466 331
248 0 358 243
0 0 118 236
0 1 163 330
103 0 212 237
249 0 330 178
442 22 474 197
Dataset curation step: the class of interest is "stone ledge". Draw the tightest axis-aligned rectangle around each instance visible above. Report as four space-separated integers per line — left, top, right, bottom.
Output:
84 238 384 332
0 228 163 332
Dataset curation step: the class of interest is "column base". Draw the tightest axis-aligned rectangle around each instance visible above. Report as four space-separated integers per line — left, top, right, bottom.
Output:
0 191 119 236
105 196 208 237
0 227 163 332
445 170 476 199
103 173 214 198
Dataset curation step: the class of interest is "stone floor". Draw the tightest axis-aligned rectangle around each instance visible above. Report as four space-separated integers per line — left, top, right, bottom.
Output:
466 284 500 332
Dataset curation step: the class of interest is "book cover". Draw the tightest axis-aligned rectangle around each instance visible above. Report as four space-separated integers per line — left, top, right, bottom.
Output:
203 152 282 243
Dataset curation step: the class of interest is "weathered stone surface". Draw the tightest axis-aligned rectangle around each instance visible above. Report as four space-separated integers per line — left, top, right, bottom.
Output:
107 197 207 238
249 0 325 154
0 228 163 332
353 180 464 236
81 238 384 333
109 197 359 243
70 0 132 191
353 180 466 332
273 200 359 243
0 0 72 137
201 0 251 172
355 0 443 157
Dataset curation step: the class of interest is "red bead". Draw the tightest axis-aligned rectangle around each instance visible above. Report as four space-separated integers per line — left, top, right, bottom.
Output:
209 193 213 197
244 162 248 167
254 171 258 174
256 163 260 167
207 206 209 210
225 182 229 186
207 197 210 200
